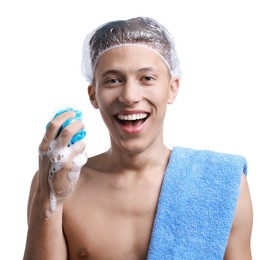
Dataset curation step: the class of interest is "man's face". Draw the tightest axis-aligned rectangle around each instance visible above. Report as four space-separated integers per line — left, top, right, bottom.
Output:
89 46 179 154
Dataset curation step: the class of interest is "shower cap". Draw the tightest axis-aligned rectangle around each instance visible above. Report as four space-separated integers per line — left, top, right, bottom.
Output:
81 17 181 84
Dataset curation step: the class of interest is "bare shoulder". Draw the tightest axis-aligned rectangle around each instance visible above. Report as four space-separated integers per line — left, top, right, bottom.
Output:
83 152 111 171
224 173 253 260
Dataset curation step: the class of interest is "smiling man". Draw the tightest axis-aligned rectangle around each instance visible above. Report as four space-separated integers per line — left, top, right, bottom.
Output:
24 17 253 260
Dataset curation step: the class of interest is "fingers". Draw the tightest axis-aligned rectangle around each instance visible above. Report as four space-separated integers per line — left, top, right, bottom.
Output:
70 129 86 146
52 109 83 139
39 108 86 154
70 139 86 154
57 119 85 147
36 108 87 214
39 110 76 154
39 107 87 170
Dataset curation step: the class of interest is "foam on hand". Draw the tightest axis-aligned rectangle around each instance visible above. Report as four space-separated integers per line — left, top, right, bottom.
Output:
44 108 88 213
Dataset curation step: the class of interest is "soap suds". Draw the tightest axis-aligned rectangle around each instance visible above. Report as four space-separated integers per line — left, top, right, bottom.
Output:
41 138 87 216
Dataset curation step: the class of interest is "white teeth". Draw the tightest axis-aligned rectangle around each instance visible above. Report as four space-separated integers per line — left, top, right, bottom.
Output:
117 113 148 121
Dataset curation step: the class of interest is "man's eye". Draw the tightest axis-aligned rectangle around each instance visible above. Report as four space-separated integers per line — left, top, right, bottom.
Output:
143 75 154 81
141 75 156 85
104 78 121 85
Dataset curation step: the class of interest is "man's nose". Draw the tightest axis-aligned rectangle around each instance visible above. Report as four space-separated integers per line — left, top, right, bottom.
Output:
118 80 142 105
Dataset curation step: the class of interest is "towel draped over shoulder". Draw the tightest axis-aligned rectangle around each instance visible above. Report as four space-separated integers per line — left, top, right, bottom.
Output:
147 146 247 260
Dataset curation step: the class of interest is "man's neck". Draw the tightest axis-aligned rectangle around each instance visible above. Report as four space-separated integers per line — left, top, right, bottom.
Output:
107 143 171 174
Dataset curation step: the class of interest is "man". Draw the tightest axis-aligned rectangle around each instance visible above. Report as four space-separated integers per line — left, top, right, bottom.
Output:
24 17 253 259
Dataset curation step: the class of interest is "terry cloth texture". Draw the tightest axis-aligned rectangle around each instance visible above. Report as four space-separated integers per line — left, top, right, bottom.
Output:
147 146 247 260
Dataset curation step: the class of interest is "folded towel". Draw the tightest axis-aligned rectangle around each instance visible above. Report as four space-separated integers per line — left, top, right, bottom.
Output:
147 146 247 260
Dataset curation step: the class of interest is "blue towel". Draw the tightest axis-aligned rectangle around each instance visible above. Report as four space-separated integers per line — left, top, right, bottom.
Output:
147 146 247 260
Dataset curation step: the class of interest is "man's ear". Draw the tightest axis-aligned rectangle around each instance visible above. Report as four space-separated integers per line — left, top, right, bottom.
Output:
168 77 180 104
88 85 99 109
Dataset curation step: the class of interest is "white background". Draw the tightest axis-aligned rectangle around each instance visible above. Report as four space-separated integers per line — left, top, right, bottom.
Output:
0 0 275 259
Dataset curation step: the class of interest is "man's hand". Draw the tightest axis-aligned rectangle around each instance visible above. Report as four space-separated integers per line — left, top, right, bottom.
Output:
38 108 87 215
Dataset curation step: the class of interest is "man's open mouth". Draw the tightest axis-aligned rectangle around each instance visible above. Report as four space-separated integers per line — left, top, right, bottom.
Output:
115 113 150 127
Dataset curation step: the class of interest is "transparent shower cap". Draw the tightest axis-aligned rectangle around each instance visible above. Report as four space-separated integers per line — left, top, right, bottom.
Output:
81 17 181 84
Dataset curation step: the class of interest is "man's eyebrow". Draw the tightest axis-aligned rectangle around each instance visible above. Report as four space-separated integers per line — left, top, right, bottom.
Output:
99 69 123 78
137 67 160 73
100 67 160 78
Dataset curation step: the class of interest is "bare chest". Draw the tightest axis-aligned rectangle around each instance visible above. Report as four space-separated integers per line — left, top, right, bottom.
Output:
63 181 161 260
